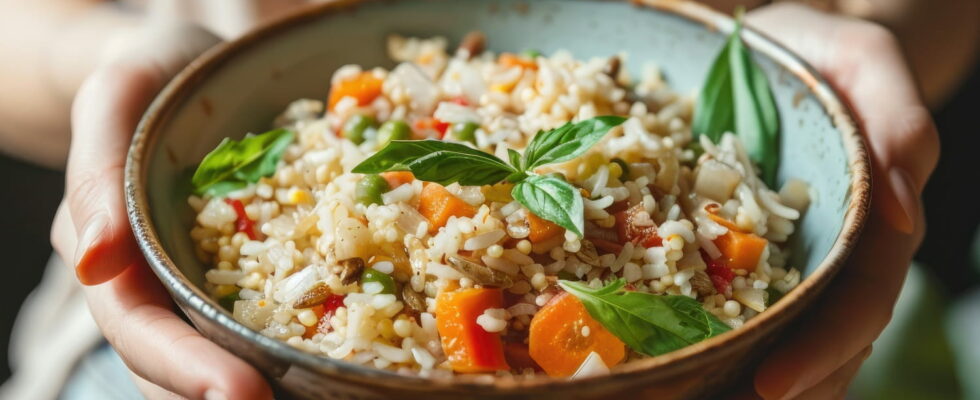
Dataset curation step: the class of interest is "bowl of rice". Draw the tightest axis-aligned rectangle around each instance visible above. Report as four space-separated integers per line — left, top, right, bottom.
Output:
125 0 870 398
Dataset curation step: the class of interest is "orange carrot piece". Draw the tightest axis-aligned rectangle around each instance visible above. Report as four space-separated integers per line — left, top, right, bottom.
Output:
435 288 510 373
529 292 625 377
527 212 564 243
499 53 538 70
327 71 384 110
380 171 415 189
418 183 477 233
706 214 767 271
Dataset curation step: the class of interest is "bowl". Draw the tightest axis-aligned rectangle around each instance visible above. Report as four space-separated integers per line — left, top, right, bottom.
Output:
125 0 871 398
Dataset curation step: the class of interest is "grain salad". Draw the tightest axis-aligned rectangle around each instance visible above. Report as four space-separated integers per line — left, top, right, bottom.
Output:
189 31 810 379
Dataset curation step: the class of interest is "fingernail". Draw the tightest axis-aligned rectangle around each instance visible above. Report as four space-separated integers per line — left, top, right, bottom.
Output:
885 167 918 234
74 215 108 267
204 389 228 400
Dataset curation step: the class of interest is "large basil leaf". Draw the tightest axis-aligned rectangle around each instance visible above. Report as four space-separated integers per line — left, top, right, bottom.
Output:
511 174 584 236
352 140 517 186
522 116 626 170
192 129 295 196
559 279 732 356
691 17 780 186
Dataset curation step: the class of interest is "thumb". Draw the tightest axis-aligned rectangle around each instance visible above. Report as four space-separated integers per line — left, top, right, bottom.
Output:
67 24 220 285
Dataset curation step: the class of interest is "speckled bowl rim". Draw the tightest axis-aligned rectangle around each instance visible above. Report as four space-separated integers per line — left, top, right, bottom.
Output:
125 0 871 392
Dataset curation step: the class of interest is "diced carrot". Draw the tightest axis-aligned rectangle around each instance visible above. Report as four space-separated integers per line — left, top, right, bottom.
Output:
705 214 767 272
380 171 415 189
529 292 625 377
528 212 564 243
418 183 477 233
303 304 326 339
327 71 384 110
714 229 768 272
498 53 538 70
435 288 510 373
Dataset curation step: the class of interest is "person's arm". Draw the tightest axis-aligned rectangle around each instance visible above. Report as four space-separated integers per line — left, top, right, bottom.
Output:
0 0 141 169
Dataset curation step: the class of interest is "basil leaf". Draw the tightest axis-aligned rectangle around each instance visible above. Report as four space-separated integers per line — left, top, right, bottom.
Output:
192 129 295 196
560 279 731 357
507 148 523 171
511 174 583 236
691 40 734 143
728 27 779 186
523 116 626 170
691 17 780 186
352 140 517 186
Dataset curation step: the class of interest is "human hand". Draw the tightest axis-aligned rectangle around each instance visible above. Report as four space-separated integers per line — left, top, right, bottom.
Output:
744 3 940 399
50 22 273 400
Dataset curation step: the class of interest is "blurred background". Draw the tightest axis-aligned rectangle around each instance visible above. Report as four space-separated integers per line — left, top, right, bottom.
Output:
0 0 977 398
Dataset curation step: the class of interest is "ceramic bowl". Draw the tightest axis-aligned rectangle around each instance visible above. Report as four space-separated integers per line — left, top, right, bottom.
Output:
125 0 870 398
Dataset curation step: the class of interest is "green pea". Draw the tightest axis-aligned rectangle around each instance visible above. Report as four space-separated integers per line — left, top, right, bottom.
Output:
612 158 630 180
522 49 542 59
361 268 396 294
218 291 240 310
450 122 479 144
343 114 376 145
355 174 390 206
376 120 411 147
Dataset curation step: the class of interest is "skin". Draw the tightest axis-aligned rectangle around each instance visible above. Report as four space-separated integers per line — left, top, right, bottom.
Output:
6 0 959 398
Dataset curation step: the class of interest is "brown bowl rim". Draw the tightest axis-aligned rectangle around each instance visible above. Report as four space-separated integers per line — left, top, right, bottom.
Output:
125 0 871 392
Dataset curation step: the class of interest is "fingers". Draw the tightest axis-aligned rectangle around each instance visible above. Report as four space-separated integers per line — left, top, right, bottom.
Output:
65 23 221 285
131 373 186 400
85 263 272 400
754 210 923 399
66 63 164 284
793 346 871 400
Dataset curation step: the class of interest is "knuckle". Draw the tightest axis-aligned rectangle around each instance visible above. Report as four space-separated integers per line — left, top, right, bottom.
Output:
848 22 899 52
901 106 940 174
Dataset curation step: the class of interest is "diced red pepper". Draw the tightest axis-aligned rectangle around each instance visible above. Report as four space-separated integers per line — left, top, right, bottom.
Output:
702 251 735 293
613 204 662 248
307 294 346 337
224 198 257 240
414 117 451 139
451 96 470 106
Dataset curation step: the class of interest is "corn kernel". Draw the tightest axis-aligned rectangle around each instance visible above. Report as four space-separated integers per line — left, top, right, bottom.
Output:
287 187 314 205
297 309 318 327
608 162 623 180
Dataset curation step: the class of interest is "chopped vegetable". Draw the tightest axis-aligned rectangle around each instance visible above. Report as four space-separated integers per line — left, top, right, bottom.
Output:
343 114 376 144
614 204 662 248
559 279 731 357
529 292 625 377
521 49 542 59
704 251 735 293
450 122 479 144
418 183 477 233
361 268 396 294
413 117 450 139
355 174 390 206
611 158 630 180
499 53 538 70
224 198 257 240
377 120 412 147
435 288 510 373
192 129 294 196
380 171 415 189
708 214 767 271
327 71 384 110
527 211 564 243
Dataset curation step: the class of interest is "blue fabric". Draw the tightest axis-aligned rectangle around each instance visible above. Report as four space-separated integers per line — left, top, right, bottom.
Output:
59 343 142 400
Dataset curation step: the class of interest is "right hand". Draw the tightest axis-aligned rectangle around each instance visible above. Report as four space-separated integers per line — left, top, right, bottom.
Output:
50 22 273 400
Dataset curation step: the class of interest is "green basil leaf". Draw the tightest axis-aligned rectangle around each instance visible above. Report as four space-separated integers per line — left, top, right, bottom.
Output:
511 174 583 236
523 116 626 170
559 279 731 357
507 148 523 171
192 129 295 196
692 17 780 186
728 26 779 186
352 140 517 186
692 40 734 142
